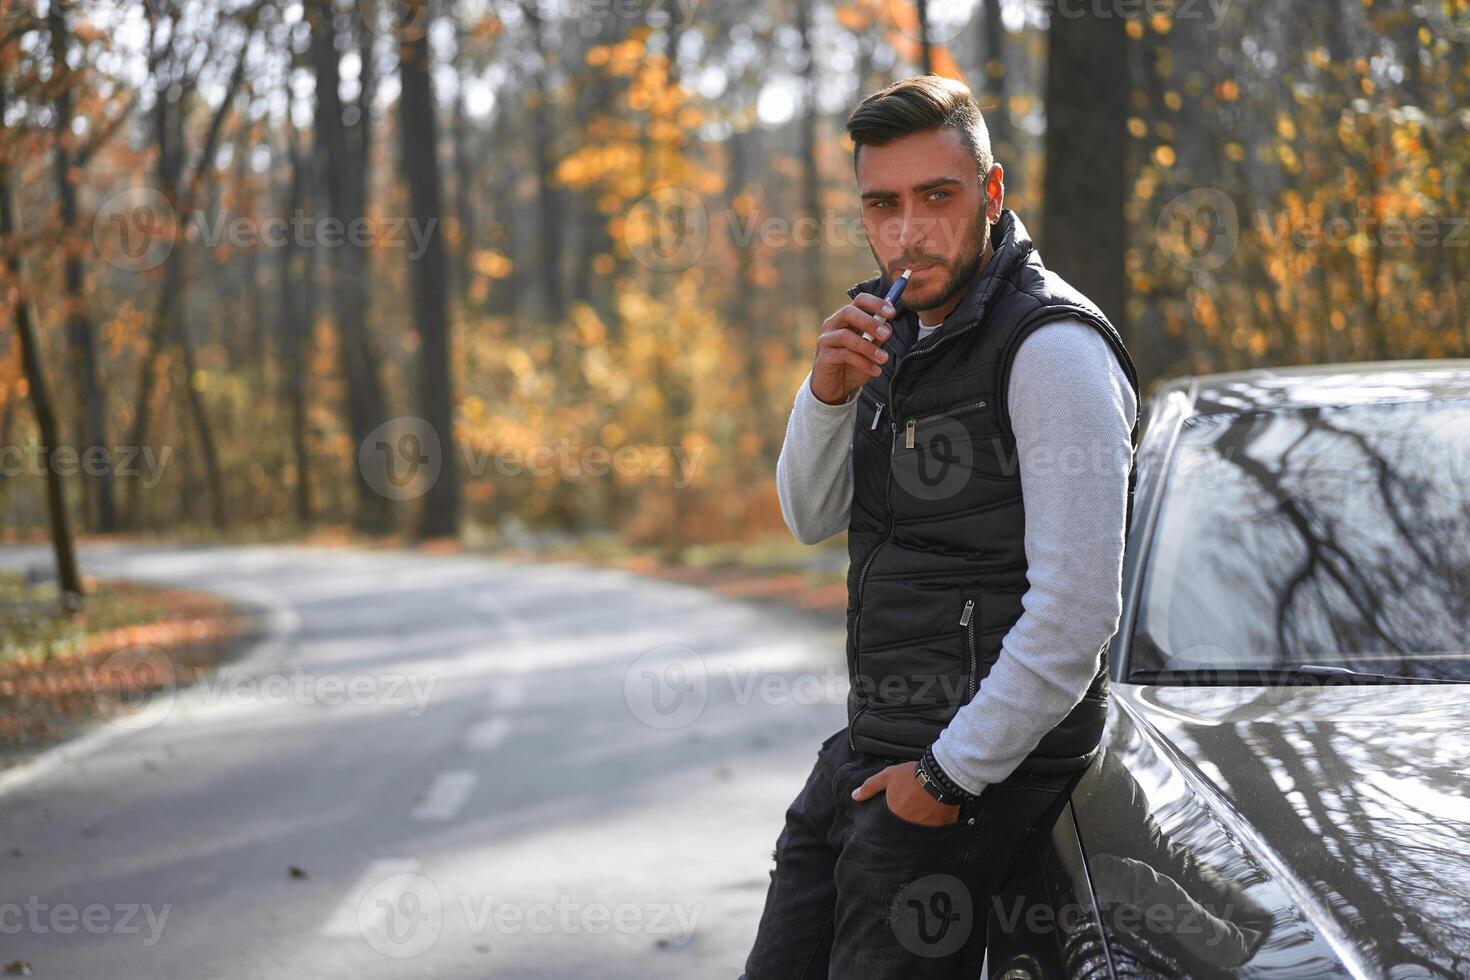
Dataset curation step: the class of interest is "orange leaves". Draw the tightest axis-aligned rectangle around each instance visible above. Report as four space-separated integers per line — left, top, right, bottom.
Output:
834 3 874 33
928 46 967 84
470 16 504 42
471 250 513 280
586 36 650 77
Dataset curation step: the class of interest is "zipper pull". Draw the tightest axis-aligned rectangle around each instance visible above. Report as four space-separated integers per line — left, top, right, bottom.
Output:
905 419 916 449
870 403 883 430
960 599 974 627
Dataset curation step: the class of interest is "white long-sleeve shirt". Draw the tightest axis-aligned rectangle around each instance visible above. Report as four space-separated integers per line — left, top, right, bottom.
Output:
775 317 1137 795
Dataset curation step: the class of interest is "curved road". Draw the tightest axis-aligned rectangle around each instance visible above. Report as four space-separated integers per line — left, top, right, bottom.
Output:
0 543 848 979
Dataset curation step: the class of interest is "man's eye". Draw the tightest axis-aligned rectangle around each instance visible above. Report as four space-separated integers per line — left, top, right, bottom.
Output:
928 190 949 201
870 200 895 208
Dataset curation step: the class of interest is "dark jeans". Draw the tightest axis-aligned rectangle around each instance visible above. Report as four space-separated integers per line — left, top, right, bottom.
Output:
739 726 1075 980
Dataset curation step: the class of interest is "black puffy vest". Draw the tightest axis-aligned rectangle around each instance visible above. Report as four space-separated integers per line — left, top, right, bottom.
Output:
843 208 1140 768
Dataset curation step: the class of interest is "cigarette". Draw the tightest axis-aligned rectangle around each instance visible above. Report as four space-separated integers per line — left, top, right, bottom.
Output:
862 268 912 342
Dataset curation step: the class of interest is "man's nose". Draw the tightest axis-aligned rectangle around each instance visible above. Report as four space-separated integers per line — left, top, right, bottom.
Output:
894 205 923 251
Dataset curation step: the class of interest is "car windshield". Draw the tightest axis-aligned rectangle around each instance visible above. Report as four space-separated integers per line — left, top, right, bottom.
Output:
1127 396 1470 681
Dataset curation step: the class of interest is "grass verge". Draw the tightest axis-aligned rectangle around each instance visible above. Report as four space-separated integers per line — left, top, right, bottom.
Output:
0 571 250 770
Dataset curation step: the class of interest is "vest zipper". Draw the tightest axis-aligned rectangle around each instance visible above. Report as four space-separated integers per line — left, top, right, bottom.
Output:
962 595 978 701
859 390 886 434
850 312 987 752
902 399 988 449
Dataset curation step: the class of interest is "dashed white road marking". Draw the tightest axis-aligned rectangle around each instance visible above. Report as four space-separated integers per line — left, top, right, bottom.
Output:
320 858 421 938
491 675 528 710
412 770 479 822
462 716 512 752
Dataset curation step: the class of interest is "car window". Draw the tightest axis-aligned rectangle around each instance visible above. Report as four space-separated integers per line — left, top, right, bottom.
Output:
1128 396 1470 680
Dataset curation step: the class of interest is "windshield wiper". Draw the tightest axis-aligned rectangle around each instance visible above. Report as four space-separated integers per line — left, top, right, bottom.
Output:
1127 664 1470 686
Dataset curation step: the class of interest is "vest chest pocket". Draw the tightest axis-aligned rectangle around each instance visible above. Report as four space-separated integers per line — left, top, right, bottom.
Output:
856 390 891 448
898 397 992 451
888 394 1005 508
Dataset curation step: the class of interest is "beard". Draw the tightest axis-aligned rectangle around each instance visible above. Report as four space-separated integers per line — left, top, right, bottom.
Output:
873 206 991 316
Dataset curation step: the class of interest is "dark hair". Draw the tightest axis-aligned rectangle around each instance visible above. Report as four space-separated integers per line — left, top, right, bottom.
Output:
845 74 993 178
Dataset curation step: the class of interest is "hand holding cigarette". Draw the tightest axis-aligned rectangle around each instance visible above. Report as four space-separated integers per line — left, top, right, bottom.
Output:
809 269 912 406
862 269 912 342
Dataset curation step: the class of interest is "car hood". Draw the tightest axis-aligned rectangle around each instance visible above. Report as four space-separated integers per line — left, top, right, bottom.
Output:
1117 681 1470 973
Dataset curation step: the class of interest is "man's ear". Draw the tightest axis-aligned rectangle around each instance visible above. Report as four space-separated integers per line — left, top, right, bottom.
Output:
984 163 1005 222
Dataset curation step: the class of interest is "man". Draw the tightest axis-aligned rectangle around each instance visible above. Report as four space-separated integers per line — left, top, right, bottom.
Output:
740 75 1140 978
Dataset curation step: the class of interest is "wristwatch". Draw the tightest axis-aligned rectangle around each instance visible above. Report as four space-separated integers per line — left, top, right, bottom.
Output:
914 746 977 806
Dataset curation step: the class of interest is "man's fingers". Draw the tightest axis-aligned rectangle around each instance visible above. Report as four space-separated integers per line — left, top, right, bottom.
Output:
823 345 882 378
841 350 882 377
851 769 887 800
824 304 893 343
852 292 898 319
820 325 889 365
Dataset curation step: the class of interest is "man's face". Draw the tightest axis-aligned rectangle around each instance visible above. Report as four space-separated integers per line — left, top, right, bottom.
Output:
855 127 1002 315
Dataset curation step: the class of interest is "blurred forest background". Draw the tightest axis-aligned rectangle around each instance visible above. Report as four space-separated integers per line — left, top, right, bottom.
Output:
1 0 1468 584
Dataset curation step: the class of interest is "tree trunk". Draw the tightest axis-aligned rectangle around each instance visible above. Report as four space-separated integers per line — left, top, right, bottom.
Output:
309 0 393 533
0 97 85 603
398 26 461 540
1041 6 1128 332
124 2 257 531
915 0 933 74
729 122 771 462
524 1 566 323
279 106 316 526
795 0 824 319
124 251 180 526
47 4 117 533
980 0 1012 166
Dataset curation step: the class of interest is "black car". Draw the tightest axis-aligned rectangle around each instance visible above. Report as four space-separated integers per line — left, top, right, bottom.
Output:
986 358 1470 979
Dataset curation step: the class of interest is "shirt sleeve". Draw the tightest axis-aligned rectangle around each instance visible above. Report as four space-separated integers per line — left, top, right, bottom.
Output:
775 371 859 545
930 318 1138 795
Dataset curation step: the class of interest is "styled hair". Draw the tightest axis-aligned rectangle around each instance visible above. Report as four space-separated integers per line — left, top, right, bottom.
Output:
845 74 994 178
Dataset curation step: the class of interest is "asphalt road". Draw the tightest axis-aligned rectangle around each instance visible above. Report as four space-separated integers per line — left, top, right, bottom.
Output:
0 543 849 979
